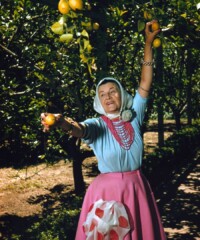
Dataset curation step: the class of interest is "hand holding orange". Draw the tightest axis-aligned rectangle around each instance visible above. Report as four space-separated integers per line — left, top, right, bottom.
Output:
44 114 56 126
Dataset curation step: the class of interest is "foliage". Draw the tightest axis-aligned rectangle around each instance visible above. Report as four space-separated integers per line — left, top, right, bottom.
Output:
0 0 94 166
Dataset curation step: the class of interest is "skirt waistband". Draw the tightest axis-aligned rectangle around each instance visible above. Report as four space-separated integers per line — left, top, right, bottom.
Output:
100 169 141 179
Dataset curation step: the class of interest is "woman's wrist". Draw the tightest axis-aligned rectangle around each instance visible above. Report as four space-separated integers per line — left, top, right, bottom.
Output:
60 118 72 131
141 59 154 66
60 118 86 138
144 40 153 48
144 44 153 62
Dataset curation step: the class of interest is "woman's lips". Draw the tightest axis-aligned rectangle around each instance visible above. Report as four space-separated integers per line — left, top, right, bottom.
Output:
106 101 114 105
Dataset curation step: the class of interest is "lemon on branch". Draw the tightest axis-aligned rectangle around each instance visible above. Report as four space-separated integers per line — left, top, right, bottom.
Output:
153 38 161 48
151 22 160 31
69 0 83 11
58 0 71 14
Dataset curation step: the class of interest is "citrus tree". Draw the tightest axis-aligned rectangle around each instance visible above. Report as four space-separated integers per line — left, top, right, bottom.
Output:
0 0 95 193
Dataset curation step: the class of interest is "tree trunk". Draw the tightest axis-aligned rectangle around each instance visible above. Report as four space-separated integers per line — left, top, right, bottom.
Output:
186 50 192 125
73 152 86 195
174 110 181 130
58 136 85 195
157 101 164 147
155 46 164 147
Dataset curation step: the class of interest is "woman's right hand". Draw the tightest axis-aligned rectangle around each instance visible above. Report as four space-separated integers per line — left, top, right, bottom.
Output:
145 20 161 46
40 113 65 132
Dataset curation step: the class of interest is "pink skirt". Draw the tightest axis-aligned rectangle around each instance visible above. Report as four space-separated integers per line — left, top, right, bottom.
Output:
75 170 166 240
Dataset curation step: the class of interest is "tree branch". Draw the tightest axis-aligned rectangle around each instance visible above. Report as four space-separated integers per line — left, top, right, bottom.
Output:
0 44 18 57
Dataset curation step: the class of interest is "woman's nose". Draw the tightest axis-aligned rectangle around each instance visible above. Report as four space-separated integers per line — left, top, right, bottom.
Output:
105 92 111 99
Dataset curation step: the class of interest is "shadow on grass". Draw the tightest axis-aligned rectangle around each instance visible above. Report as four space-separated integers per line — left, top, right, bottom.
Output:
154 150 200 240
0 214 40 239
0 186 83 239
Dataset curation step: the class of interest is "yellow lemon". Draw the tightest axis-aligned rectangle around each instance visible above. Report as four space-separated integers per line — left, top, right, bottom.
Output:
69 0 83 11
58 0 70 15
151 22 160 31
153 38 161 48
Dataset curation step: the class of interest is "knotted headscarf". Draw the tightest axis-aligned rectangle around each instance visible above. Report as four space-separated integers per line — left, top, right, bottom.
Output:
93 77 133 121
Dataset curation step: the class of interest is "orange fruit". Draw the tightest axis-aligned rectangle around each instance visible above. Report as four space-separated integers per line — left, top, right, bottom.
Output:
58 0 70 14
153 38 161 48
151 22 160 31
45 114 56 126
69 0 83 11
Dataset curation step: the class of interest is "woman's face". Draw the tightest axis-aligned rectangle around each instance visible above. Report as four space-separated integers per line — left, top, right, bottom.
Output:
98 82 121 114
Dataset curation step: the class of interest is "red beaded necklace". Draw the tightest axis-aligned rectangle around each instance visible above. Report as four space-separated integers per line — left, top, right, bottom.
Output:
101 116 134 150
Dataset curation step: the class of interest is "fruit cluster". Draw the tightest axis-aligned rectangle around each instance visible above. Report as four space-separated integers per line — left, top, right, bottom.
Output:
151 22 161 48
58 0 83 14
143 10 162 48
51 0 99 53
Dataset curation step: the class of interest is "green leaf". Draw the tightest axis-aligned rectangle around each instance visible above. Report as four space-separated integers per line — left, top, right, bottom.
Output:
137 20 145 32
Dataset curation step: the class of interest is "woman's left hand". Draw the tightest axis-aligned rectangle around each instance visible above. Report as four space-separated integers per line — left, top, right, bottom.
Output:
145 20 161 45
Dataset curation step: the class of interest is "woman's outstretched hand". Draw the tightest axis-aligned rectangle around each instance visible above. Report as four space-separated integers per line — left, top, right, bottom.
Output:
145 20 161 45
41 113 64 132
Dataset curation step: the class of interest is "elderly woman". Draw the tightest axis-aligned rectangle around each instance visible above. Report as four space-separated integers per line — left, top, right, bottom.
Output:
41 21 166 240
